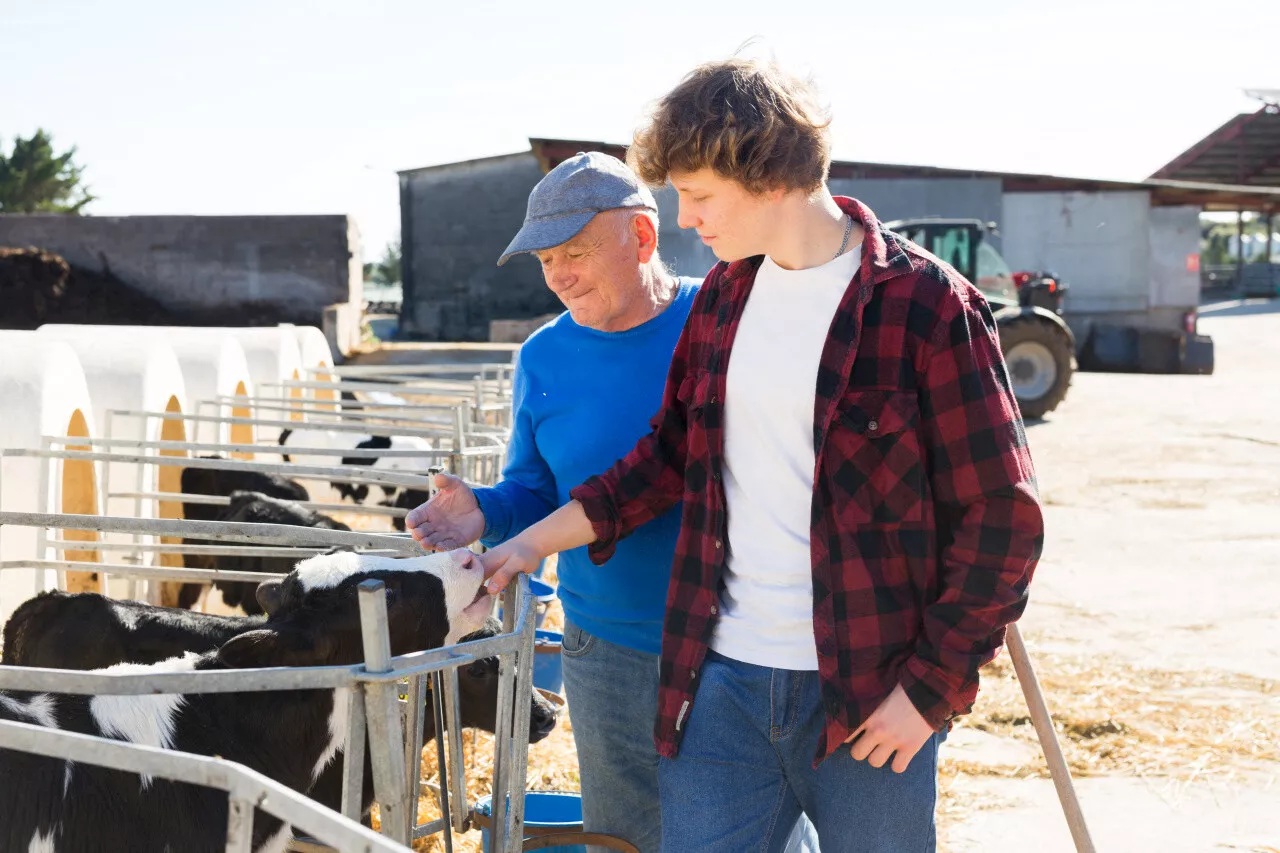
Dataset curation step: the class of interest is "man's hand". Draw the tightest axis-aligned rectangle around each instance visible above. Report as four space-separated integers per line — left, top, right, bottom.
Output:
405 473 485 551
478 538 543 595
844 684 936 773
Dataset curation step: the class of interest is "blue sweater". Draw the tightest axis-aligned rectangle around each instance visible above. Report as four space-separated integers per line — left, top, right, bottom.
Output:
474 279 699 655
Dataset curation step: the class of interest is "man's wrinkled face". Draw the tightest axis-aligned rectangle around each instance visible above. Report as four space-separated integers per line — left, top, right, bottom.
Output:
535 211 647 332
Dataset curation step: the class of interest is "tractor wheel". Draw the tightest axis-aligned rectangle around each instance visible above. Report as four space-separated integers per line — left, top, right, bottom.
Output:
999 318 1074 420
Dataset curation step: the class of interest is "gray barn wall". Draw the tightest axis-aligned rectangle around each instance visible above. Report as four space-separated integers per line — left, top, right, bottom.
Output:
0 214 361 325
1001 191 1152 315
399 163 1005 340
828 178 1006 249
399 153 555 340
656 177 1005 280
1148 206 1201 310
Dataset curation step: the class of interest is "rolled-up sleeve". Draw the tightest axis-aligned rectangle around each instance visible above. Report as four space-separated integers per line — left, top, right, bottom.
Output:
568 290 705 564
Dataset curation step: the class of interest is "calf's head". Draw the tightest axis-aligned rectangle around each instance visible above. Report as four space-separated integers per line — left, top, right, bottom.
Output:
217 549 493 669
454 617 559 743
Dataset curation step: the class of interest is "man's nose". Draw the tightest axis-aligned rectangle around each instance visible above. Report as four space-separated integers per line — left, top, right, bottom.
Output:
546 269 574 292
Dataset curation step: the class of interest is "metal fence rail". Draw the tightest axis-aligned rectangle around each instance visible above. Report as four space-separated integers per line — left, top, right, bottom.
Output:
0 511 538 853
0 718 410 853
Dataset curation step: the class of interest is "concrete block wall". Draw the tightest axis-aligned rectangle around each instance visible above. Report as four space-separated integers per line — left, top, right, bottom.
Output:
0 214 362 326
399 153 558 341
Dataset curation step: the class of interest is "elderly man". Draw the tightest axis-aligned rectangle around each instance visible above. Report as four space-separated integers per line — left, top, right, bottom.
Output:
407 152 818 852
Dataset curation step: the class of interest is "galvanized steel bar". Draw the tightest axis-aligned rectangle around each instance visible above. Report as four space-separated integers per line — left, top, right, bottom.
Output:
0 660 353 694
412 817 449 841
501 585 538 853
340 686 369 822
104 408 446 441
57 435 453 461
224 796 255 853
0 511 420 552
358 580 411 844
105 492 410 519
430 669 455 853
488 580 519 853
0 719 409 853
270 378 489 396
403 674 428 842
442 665 468 834
0 559 289 585
3 447 441 491
39 541 401 558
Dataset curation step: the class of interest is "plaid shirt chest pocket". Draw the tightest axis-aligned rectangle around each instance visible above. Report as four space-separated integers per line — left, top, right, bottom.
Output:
826 389 926 525
677 372 717 489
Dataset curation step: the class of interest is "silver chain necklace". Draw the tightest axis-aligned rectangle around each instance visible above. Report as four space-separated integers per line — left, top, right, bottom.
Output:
833 214 854 261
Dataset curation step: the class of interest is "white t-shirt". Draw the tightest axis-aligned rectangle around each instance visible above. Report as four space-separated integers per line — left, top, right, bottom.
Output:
710 245 862 670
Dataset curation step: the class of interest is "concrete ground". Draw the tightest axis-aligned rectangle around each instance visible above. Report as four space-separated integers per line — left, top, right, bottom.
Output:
939 298 1280 852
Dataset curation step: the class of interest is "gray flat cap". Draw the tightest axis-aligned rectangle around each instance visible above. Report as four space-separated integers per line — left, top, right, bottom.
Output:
498 151 657 266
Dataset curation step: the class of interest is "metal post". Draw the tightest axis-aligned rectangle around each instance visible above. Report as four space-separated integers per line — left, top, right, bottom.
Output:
501 581 536 853
340 687 368 822
357 580 411 843
34 440 54 592
488 581 520 853
224 796 255 853
1266 211 1275 292
1236 208 1246 287
442 666 469 833
1006 624 1097 853
431 670 455 853
403 673 428 841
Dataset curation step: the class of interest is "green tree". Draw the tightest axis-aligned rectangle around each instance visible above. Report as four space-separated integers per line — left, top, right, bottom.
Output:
0 129 95 213
364 237 402 285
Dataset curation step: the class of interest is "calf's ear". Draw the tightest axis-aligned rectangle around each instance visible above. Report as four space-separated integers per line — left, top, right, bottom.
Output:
255 580 285 615
217 626 337 668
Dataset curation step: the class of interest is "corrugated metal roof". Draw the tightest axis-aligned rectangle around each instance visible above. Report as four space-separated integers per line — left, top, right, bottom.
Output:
528 137 1280 212
1149 106 1280 189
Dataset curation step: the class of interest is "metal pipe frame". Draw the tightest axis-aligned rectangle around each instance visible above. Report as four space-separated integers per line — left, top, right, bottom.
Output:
5 447 443 492
261 378 502 401
0 718 410 853
0 512 537 852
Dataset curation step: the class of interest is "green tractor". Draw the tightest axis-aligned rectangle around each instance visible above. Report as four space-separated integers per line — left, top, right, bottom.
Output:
885 218 1075 420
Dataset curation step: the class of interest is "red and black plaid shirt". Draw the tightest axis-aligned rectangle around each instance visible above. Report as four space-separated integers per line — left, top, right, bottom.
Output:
569 196 1043 765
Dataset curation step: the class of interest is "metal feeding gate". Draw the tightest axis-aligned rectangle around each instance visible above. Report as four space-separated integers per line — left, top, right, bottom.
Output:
0 364 537 853
0 507 540 853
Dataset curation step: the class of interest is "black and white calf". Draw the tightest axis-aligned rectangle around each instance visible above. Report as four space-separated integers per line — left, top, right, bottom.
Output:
178 459 312 610
1 591 558 745
1 591 265 670
277 428 436 506
0 548 495 853
180 491 352 614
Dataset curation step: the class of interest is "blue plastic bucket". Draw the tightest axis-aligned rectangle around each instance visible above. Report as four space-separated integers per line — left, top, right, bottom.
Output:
532 630 563 694
498 578 558 630
474 790 584 852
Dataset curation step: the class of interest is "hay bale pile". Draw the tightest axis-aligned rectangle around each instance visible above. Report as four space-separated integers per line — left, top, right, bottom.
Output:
0 246 299 329
0 247 177 329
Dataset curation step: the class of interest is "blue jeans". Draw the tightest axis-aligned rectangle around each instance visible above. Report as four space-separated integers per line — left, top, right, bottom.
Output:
561 620 822 853
658 650 942 853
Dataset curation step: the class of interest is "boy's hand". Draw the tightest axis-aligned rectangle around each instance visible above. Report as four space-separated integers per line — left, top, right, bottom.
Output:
844 683 936 773
478 538 542 594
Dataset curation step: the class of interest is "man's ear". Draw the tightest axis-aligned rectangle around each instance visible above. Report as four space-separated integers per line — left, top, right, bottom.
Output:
634 212 659 263
216 627 337 668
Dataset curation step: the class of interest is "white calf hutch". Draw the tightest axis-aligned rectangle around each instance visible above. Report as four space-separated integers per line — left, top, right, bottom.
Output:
0 333 101 622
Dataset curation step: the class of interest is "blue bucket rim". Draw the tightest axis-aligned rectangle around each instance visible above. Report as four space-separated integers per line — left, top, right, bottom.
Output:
473 789 583 831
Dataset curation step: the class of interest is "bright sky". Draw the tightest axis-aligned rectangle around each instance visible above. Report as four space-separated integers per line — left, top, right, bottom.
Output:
2 0 1276 258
